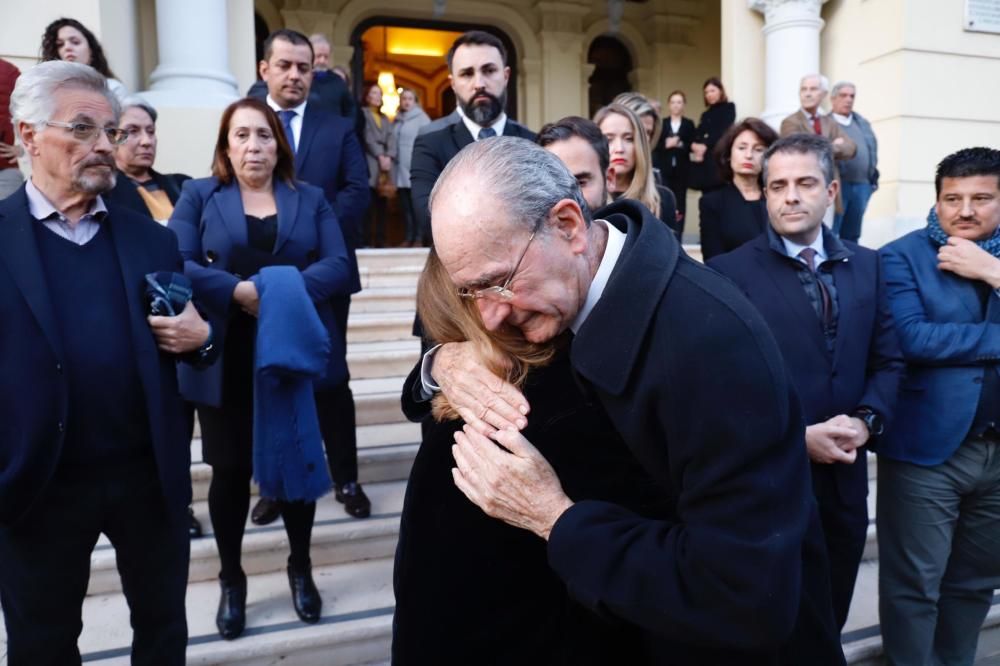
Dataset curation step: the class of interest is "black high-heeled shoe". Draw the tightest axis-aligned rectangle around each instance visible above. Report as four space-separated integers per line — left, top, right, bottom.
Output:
216 575 247 640
287 564 322 624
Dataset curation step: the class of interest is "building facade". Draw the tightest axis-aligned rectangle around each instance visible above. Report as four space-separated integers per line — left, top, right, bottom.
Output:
3 0 999 246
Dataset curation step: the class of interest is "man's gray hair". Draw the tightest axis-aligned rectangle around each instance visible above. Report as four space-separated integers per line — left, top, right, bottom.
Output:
831 80 856 97
10 60 120 130
761 133 835 187
429 136 591 233
800 73 830 92
119 95 158 123
309 33 331 46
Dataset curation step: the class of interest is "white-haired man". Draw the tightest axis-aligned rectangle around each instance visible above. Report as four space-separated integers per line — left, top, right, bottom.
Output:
0 61 213 664
830 81 879 242
781 74 856 214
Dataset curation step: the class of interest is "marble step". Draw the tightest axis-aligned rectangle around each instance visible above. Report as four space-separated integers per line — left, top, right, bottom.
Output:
88 479 407 597
355 248 428 271
69 558 395 665
347 340 421 380
357 265 424 289
349 286 417 314
843 560 1000 664
347 312 415 343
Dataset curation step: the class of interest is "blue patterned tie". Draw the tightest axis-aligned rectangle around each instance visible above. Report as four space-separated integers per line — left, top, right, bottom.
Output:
278 109 297 153
477 126 497 140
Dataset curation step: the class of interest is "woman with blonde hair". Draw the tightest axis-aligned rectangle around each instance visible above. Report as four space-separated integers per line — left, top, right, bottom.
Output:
392 249 665 663
594 103 679 237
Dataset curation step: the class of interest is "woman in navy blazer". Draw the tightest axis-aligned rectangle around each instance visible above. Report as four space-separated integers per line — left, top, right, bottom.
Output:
168 98 351 641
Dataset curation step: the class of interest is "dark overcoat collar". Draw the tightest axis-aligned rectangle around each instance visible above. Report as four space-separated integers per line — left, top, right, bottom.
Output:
571 199 680 396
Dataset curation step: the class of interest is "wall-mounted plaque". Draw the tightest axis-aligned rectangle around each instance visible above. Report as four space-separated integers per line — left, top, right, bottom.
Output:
965 0 1000 34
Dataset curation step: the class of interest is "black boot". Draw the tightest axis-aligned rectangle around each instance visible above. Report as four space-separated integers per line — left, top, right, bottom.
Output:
251 497 281 526
287 563 322 624
216 575 247 640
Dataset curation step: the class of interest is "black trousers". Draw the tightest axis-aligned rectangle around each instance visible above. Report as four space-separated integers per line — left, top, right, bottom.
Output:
317 294 359 486
366 188 388 248
811 457 869 630
0 458 189 666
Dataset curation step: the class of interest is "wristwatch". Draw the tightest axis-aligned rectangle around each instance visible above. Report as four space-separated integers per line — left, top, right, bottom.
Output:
852 408 884 438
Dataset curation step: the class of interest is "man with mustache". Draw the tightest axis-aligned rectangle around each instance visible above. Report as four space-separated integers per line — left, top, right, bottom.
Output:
0 60 214 664
876 147 1000 665
708 133 903 632
409 30 535 245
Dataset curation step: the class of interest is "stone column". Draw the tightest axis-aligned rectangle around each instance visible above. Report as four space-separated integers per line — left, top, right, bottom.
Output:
749 0 829 128
141 0 239 106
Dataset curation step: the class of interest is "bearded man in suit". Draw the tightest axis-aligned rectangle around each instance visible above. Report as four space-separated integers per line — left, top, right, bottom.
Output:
409 30 535 242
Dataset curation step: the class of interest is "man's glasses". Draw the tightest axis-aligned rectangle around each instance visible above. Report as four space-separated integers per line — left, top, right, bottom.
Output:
458 227 538 302
43 121 129 146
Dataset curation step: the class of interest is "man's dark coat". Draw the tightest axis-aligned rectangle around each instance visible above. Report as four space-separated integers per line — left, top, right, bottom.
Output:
0 187 202 525
709 227 903 627
402 200 844 663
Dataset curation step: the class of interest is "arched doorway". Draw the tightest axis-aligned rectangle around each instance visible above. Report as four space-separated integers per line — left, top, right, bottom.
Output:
587 35 632 116
349 18 519 122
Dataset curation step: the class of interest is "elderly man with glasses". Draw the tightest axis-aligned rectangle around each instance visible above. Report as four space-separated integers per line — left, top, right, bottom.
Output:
400 137 845 663
0 61 214 665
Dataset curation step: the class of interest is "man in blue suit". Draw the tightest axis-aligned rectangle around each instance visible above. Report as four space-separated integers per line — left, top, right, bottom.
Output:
877 147 1000 665
0 61 214 665
708 134 903 631
250 29 372 523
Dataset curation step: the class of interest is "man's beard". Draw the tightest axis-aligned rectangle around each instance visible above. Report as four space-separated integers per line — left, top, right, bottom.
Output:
73 157 117 194
459 89 506 127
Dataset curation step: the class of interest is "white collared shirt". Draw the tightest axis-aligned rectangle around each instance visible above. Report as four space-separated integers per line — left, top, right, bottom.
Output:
782 232 827 266
570 219 625 333
25 178 107 245
832 112 853 127
266 95 308 148
420 219 626 395
459 105 507 141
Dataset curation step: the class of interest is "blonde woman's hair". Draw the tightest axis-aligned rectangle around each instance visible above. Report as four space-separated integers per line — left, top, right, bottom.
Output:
416 249 557 422
593 103 660 217
613 91 662 149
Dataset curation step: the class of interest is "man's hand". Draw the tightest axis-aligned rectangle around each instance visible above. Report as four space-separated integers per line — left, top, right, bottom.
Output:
827 413 870 451
148 300 211 354
938 237 1000 288
232 280 260 317
432 342 529 435
805 419 861 464
832 136 846 148
451 426 573 540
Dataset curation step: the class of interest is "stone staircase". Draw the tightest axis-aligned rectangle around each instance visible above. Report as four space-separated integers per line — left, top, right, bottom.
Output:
1 245 998 665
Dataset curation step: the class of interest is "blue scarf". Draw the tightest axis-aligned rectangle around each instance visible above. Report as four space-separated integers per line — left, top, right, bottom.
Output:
252 266 332 503
926 206 1000 257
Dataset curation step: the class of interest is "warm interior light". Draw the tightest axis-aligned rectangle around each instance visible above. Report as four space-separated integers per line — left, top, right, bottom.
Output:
385 27 463 58
378 71 400 119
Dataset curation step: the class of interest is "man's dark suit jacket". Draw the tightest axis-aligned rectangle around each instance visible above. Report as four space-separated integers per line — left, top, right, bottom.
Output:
0 186 200 526
402 201 843 663
103 169 189 218
708 228 902 490
293 104 370 294
409 119 536 241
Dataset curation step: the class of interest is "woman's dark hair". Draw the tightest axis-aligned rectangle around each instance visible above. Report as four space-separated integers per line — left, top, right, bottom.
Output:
934 147 1000 198
41 18 117 79
714 117 779 183
667 90 686 104
361 81 381 107
702 76 728 106
211 98 296 186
